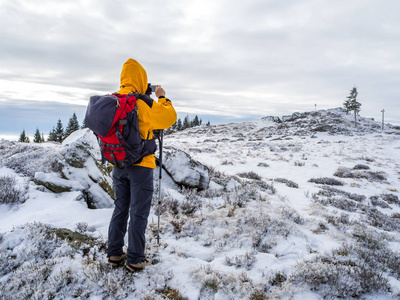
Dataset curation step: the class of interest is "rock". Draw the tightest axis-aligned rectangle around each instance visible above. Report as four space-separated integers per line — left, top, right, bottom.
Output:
262 116 281 123
34 172 85 193
163 147 210 190
61 129 101 168
35 129 114 209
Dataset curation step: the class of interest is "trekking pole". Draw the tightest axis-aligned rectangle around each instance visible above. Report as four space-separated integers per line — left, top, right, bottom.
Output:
156 129 164 245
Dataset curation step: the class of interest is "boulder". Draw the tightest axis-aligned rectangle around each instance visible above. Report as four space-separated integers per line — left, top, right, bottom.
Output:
163 147 210 190
35 129 114 209
60 129 101 168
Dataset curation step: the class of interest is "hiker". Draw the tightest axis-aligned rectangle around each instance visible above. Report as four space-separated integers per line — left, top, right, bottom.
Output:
106 58 177 271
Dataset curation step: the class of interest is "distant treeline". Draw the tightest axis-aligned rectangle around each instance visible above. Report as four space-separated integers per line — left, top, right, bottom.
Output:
165 115 210 135
18 113 209 143
19 113 82 143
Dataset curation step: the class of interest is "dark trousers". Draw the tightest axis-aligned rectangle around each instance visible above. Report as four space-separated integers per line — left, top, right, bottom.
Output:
106 166 153 264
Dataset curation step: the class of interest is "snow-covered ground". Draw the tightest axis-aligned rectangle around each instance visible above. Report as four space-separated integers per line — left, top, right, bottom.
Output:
1 108 400 299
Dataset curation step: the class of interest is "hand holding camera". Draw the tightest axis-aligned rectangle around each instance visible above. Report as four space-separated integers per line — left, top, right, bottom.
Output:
150 85 165 98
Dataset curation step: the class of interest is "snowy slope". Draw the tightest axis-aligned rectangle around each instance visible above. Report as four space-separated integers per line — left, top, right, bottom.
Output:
0 108 400 299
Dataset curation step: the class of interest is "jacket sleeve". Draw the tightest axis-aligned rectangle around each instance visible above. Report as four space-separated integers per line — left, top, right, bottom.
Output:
151 97 177 130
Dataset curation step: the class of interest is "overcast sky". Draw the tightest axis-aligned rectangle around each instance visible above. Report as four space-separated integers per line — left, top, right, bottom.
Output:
1 0 399 139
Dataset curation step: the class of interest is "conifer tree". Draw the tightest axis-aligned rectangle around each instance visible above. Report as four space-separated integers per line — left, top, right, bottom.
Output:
65 113 80 138
55 119 64 142
176 118 183 131
183 115 190 129
192 115 200 127
344 86 362 127
48 127 57 142
18 129 30 143
81 118 87 129
33 128 43 143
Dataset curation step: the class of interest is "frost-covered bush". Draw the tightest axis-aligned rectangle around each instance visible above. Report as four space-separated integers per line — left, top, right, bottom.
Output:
75 222 88 233
334 167 386 182
0 175 28 205
0 222 178 299
0 143 63 178
280 206 304 225
352 228 400 278
309 177 344 186
380 193 400 206
253 180 276 194
319 186 366 202
325 213 354 228
312 188 365 213
291 229 397 298
225 252 257 270
365 208 400 231
370 195 391 209
291 257 389 298
353 164 370 170
274 178 299 188
237 171 262 180
269 271 287 287
193 265 264 299
257 162 269 168
157 187 202 217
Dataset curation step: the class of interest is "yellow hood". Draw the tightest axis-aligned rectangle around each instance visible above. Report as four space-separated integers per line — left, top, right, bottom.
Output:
119 58 148 94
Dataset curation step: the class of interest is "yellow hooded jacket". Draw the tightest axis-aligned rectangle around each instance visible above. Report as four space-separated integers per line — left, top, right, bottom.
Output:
117 58 177 169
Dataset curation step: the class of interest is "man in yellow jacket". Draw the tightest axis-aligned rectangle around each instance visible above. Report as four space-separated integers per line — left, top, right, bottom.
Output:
106 59 177 271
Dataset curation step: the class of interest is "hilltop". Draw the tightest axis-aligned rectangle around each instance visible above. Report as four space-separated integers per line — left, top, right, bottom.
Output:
0 107 400 299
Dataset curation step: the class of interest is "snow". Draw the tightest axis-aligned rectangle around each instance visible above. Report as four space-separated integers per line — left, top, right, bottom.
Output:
1 108 400 299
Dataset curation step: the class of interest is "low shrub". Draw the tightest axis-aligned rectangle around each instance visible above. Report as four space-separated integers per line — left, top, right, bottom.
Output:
274 178 299 188
334 167 386 182
237 172 262 180
0 175 28 205
309 177 344 186
353 164 370 170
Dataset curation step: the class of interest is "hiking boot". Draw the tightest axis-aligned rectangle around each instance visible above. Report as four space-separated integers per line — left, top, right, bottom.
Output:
126 258 152 272
107 253 127 266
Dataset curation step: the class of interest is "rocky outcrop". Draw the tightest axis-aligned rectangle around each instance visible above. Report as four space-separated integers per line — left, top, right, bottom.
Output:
34 129 211 208
34 129 114 209
162 147 210 190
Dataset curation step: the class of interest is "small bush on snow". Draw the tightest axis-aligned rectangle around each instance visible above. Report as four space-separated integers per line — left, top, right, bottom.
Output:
274 177 299 188
334 167 386 182
381 193 400 205
269 271 287 287
193 265 264 299
365 208 400 231
0 175 28 205
1 143 63 178
309 177 344 186
353 164 370 170
291 230 397 298
75 222 88 233
291 257 389 298
237 171 262 180
370 195 391 209
312 187 368 214
225 252 257 270
157 187 202 217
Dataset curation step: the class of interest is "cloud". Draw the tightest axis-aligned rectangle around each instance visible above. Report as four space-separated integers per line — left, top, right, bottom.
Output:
0 0 399 137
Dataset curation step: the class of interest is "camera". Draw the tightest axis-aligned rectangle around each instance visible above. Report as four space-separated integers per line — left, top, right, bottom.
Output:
150 85 159 92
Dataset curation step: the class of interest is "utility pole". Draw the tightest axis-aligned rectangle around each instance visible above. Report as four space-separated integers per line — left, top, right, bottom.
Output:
381 109 385 130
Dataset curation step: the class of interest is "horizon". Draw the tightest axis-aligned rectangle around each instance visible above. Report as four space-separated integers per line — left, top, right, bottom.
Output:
1 105 398 142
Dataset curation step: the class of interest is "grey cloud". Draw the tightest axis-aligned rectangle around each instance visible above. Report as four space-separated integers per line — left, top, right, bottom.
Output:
1 0 399 137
